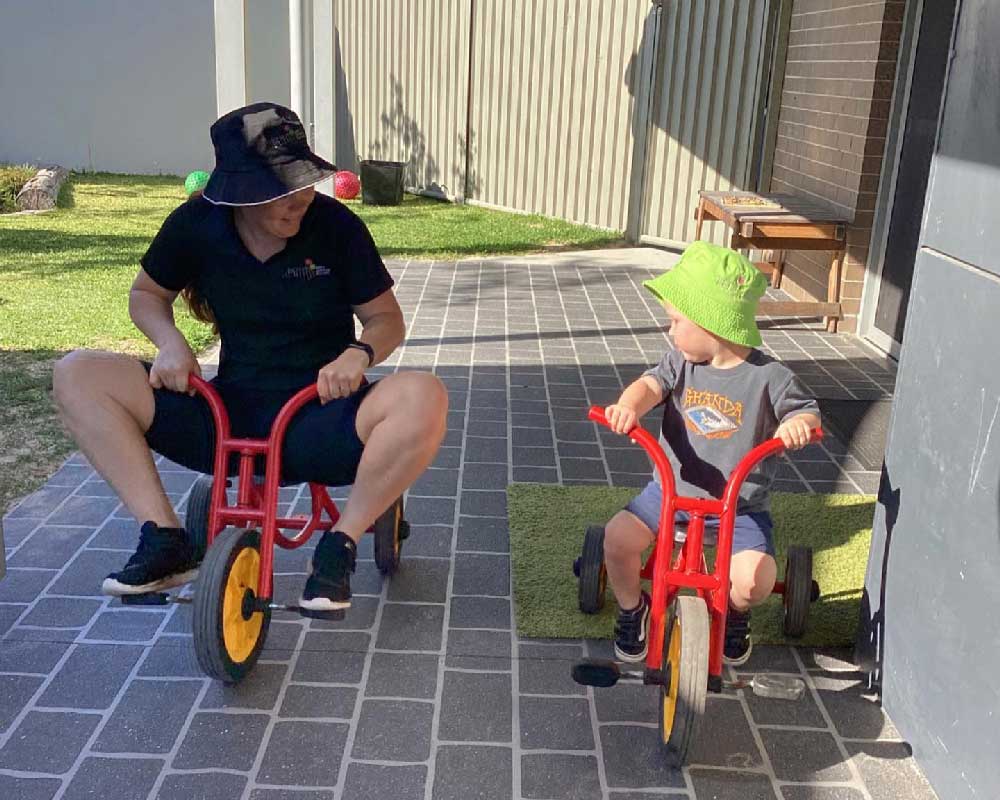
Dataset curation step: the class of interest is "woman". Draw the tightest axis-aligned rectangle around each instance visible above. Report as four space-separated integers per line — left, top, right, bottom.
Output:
53 102 448 614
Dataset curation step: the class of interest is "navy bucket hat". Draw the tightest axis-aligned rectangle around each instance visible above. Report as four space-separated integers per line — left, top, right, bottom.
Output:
202 102 336 206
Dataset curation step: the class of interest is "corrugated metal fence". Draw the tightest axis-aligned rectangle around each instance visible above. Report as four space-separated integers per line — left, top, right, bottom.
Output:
331 0 774 245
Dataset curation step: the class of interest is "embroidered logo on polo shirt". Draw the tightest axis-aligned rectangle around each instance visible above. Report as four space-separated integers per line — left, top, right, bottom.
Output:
283 257 331 280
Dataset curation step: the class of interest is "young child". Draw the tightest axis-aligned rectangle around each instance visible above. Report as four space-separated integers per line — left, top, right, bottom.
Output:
603 241 820 666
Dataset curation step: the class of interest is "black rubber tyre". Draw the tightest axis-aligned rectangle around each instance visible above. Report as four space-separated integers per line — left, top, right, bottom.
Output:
577 525 607 614
373 496 405 575
659 595 710 767
782 545 813 638
185 476 214 562
192 528 271 684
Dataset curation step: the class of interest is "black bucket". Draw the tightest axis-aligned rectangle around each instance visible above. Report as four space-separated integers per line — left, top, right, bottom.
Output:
359 160 406 206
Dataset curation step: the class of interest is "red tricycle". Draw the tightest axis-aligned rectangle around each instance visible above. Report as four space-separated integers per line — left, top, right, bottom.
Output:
571 406 821 766
124 374 408 684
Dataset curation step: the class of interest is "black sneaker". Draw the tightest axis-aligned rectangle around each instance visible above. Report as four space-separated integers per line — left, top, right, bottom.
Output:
613 592 651 663
723 607 753 667
101 521 199 596
299 531 357 613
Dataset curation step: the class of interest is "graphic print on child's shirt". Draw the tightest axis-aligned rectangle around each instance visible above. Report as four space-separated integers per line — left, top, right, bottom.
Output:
682 387 743 439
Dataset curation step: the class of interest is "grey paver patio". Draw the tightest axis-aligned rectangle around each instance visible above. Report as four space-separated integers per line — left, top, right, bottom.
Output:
0 248 935 799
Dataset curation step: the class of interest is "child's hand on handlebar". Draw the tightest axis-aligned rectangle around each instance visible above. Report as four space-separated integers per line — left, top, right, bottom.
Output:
605 403 639 435
775 414 817 450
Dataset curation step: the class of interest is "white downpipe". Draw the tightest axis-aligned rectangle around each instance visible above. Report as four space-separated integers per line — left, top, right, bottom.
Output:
289 0 307 126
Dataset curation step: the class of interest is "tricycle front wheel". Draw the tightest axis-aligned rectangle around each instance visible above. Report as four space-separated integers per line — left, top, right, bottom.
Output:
659 595 710 767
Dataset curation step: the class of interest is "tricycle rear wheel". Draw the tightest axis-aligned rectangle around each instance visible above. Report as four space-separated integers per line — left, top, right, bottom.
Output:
374 496 405 575
577 525 607 614
185 475 213 562
782 545 813 637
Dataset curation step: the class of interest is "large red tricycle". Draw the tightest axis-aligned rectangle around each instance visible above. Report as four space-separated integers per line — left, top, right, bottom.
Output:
125 374 407 684
572 406 822 765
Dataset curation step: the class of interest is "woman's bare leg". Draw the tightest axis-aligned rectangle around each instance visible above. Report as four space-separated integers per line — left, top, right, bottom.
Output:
52 350 179 527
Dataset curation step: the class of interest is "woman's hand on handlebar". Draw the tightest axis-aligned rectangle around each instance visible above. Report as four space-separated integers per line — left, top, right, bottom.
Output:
604 403 638 435
317 348 368 404
149 338 201 395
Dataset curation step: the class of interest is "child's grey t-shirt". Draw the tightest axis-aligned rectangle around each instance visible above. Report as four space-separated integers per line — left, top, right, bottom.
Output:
642 348 819 514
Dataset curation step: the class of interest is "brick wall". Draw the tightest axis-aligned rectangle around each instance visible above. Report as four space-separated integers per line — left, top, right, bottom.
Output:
769 0 905 333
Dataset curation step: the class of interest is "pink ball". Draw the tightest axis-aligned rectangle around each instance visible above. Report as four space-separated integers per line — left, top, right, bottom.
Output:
335 170 360 200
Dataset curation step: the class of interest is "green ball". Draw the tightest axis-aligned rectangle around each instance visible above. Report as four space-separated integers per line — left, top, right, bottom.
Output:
184 170 210 196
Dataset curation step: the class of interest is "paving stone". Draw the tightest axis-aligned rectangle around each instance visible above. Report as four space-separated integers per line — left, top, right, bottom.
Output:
460 490 507 518
512 446 556 467
465 436 509 463
462 463 509 490
6 485 75 519
250 791 335 800
561 458 609 480
259 620 305 658
0 710 100 773
280 684 357 718
449 596 511 630
452 553 509 596
342 763 426 800
351 559 386 595
845 740 937 800
519 696 593 750
512 466 559 483
353 699 434 761
201 662 287 710
386 558 450 603
0 775 61 800
445 628 511 671
685 696 764 769
309 594 380 632
780 787 866 800
46 549 124 597
85 608 167 642
292 631 370 683
7 526 94 568
0 639 70 673
45 463 94 487
46 495 120 527
468 406 507 422
376 603 444 651
599 724 687 789
0 568 56 602
741 644 802 673
521 753 600 799
432 745 511 800
138 636 203 677
812 671 900 740
366 651 439 699
799 648 860 672
740 673 827 728
518 643 585 695
0 674 43 732
21 597 103 628
156 772 247 800
609 793 687 800
94 679 202 753
1 518 41 548
759 729 853 782
399 524 453 557
688 768 778 799
257 720 348 786
595 681 660 724
38 643 143 709
174 711 270 770
63 756 163 800
412 468 460 497
404 496 456 525
438 671 511 742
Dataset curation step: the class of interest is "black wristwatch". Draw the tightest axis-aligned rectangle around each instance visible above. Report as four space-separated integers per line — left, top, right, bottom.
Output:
346 341 375 367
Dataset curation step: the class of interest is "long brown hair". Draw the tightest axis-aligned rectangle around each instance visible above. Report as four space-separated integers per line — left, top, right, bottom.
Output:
179 190 217 331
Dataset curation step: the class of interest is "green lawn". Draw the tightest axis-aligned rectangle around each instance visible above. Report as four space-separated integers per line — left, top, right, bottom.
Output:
0 171 623 516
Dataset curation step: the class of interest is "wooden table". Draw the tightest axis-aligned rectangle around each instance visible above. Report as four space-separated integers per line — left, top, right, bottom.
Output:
693 190 848 332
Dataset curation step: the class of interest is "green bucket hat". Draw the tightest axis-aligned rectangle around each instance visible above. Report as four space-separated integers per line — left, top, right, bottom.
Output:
643 241 768 347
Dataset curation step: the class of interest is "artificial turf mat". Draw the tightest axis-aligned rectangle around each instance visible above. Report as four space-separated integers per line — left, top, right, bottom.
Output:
508 484 875 647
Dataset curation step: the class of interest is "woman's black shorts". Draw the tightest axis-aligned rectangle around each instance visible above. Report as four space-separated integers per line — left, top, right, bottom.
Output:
142 364 375 487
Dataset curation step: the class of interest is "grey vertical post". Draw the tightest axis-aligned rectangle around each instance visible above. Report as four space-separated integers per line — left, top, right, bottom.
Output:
214 0 247 116
313 0 336 196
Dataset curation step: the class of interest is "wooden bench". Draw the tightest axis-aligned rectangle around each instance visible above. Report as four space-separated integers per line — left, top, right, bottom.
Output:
693 190 848 332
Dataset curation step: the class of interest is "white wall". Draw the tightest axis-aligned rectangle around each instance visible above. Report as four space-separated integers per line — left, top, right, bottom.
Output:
0 0 216 175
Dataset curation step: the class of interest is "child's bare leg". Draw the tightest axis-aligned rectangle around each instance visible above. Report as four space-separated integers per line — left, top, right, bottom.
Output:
603 510 654 610
729 551 777 611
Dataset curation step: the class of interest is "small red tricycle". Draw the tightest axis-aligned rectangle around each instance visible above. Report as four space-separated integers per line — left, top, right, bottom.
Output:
572 406 821 765
124 374 407 684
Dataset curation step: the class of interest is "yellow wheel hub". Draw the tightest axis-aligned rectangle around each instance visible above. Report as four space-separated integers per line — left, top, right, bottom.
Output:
661 615 682 743
222 546 263 664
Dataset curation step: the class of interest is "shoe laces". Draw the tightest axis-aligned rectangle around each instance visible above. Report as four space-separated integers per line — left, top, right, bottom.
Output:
615 597 648 641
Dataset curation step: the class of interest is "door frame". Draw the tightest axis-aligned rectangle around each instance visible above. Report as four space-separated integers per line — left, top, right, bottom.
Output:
858 0 925 358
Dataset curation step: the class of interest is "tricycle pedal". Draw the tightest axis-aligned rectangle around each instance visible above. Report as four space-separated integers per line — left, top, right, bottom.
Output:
571 658 643 688
810 580 821 602
572 557 581 578
121 592 170 606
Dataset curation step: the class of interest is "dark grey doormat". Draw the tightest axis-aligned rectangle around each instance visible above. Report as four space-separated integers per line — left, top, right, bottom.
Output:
817 398 893 470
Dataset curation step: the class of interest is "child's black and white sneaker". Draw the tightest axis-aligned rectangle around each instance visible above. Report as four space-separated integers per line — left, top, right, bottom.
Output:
101 521 200 596
299 531 357 614
613 591 651 663
723 607 753 667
